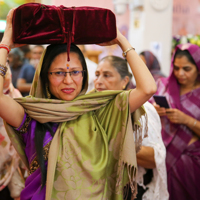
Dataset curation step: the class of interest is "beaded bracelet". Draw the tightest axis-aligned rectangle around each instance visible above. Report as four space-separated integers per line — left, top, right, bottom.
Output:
0 44 11 54
0 64 8 78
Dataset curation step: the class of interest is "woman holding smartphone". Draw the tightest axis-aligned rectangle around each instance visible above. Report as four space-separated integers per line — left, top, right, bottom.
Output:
153 43 200 200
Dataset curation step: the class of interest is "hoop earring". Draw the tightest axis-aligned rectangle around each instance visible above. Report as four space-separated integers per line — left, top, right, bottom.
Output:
46 84 51 99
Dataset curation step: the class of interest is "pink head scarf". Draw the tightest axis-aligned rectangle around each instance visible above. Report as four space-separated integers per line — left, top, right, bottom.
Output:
157 43 200 110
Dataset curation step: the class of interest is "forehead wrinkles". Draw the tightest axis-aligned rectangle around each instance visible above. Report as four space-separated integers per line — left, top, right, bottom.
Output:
97 61 117 73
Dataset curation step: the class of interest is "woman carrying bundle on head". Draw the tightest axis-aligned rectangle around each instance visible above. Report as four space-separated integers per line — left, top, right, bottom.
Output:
0 8 156 200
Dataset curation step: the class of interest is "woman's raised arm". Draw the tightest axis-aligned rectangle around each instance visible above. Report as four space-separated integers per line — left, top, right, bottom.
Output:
0 9 24 127
117 31 157 112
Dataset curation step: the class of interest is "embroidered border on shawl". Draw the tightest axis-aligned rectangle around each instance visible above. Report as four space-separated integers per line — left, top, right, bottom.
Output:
16 114 32 134
29 141 51 175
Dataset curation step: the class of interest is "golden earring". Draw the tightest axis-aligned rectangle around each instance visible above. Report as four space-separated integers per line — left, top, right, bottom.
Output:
46 84 51 99
123 85 125 90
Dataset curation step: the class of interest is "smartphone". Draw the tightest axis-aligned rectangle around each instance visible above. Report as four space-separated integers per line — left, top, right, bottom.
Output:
153 95 170 108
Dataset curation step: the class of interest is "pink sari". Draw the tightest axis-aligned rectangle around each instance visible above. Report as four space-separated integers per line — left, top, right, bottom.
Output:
153 44 200 200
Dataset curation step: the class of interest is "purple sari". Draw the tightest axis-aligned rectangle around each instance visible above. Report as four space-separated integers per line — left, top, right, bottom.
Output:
16 113 58 200
154 44 200 200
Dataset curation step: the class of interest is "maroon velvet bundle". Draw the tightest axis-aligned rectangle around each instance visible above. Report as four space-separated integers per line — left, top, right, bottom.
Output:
12 3 117 45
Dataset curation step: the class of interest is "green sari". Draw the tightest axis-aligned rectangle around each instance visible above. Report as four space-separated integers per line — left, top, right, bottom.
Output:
4 48 146 200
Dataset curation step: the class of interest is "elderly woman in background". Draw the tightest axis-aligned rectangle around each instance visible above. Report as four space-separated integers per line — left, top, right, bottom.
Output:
152 43 200 200
0 64 24 200
139 50 165 81
94 55 169 200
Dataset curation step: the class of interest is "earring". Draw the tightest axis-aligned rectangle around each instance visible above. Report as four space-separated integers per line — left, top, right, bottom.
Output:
46 84 51 99
123 85 126 90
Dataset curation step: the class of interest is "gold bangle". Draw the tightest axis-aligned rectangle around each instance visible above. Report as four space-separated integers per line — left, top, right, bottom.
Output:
122 47 135 58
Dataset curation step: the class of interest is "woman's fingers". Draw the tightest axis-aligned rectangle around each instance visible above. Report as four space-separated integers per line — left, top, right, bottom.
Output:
5 8 16 31
1 9 16 47
6 8 15 23
165 108 174 113
158 111 166 116
2 8 26 48
157 109 166 116
166 109 181 123
153 103 167 116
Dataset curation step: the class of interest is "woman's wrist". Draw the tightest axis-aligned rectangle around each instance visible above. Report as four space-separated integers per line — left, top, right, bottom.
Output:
182 113 189 126
116 34 131 51
0 43 11 54
0 47 9 53
184 114 196 128
0 40 12 49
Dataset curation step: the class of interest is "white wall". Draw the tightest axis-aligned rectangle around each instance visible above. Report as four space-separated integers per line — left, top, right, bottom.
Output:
129 0 173 76
41 0 52 5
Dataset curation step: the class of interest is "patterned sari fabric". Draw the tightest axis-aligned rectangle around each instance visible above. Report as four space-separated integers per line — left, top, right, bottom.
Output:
152 44 200 200
141 51 165 81
4 47 147 200
0 65 24 198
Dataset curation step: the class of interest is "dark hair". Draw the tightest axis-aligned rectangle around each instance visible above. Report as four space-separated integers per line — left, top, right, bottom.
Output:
140 52 145 57
173 49 196 67
100 55 132 89
35 43 87 188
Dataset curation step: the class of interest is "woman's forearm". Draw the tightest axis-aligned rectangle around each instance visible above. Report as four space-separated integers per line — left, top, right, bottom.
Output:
116 34 156 112
0 48 8 98
117 35 157 96
184 114 200 137
0 9 25 128
0 47 24 127
136 146 156 169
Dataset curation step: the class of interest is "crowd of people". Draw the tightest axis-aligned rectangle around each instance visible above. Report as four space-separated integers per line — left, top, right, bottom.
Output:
7 45 44 96
0 6 200 200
